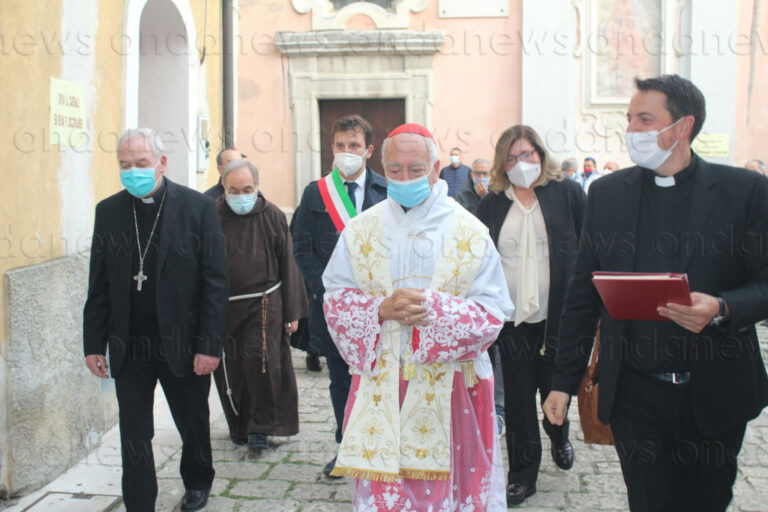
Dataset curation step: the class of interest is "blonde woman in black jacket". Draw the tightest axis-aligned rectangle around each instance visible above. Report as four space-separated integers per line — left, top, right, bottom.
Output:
476 125 586 506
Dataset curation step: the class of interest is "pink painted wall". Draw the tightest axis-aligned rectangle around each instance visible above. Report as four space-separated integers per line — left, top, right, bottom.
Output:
235 1 523 209
411 1 523 171
235 1 310 209
735 0 768 168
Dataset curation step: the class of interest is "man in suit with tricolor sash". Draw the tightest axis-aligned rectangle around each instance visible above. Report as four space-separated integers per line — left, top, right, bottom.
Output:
292 115 388 478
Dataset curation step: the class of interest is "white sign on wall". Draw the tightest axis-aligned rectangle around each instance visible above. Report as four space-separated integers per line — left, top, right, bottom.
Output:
438 0 508 18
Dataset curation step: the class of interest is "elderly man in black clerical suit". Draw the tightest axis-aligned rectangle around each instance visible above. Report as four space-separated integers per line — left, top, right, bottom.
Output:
83 128 228 512
543 75 768 512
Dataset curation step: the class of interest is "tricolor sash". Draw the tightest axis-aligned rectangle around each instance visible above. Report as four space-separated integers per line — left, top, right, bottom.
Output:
331 200 488 482
317 168 357 231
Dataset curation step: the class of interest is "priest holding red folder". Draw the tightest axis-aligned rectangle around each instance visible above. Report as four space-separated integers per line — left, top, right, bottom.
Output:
544 75 768 512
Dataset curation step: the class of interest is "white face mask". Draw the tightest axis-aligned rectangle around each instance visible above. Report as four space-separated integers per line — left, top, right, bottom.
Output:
333 152 364 178
506 160 541 189
625 117 682 170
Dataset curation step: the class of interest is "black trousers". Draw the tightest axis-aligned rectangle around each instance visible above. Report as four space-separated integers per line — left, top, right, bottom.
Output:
325 347 352 444
611 369 746 512
115 338 215 512
497 320 569 486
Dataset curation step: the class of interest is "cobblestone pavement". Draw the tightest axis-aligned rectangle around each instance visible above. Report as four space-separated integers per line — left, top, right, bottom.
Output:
5 326 768 511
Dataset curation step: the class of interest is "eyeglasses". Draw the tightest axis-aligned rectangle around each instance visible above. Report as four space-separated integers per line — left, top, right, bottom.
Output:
505 150 536 166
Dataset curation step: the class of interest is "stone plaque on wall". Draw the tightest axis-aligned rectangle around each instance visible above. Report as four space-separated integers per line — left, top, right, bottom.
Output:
438 0 508 18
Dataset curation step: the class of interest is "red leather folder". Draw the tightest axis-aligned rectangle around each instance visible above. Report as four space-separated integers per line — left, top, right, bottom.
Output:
591 272 691 321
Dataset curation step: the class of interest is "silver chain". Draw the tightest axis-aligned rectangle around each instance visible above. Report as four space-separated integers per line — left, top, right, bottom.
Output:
132 191 167 276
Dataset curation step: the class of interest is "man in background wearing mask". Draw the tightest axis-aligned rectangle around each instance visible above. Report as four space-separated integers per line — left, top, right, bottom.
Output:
455 157 491 215
205 147 246 200
544 75 768 511
83 128 228 511
561 157 579 180
578 156 601 193
292 114 387 478
440 146 472 197
322 123 513 510
212 160 307 450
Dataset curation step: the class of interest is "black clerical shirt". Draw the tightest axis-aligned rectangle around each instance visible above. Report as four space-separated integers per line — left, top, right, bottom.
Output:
129 178 166 339
626 158 697 373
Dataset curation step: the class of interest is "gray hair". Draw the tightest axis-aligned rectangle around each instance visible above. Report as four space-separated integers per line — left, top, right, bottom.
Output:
471 158 491 169
561 157 578 172
117 128 165 158
222 159 259 185
381 133 439 169
746 159 766 172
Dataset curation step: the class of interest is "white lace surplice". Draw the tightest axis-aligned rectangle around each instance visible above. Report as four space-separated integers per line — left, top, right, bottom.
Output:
323 181 514 511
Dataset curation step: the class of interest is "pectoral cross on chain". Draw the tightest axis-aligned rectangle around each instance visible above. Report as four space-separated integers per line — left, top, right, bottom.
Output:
133 269 148 291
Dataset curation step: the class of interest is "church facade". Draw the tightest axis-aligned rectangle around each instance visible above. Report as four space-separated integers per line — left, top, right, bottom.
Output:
234 0 768 209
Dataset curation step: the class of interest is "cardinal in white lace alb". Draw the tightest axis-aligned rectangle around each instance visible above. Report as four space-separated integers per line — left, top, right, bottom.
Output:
322 124 514 512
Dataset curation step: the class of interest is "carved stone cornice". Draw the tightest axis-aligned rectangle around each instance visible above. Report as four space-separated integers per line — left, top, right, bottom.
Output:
274 30 444 56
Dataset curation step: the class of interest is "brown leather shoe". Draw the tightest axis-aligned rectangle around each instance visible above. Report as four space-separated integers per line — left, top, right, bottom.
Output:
506 483 536 506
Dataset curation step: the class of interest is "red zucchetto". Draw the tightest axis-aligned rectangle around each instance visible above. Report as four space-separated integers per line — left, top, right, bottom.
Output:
387 123 434 139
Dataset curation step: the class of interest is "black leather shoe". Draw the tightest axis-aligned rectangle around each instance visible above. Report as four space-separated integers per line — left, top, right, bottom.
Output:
551 439 574 470
323 456 343 479
248 433 268 450
181 488 210 511
306 353 322 372
506 483 536 506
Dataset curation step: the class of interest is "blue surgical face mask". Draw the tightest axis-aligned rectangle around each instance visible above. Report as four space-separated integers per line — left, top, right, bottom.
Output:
121 166 159 198
387 172 432 208
473 177 490 188
227 192 256 215
450 155 460 166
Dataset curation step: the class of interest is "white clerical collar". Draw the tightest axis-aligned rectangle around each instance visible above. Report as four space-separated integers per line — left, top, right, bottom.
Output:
654 175 676 188
140 196 155 204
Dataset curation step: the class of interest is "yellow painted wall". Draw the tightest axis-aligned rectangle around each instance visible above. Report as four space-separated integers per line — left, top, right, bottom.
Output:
90 2 126 203
193 0 226 191
1 2 65 349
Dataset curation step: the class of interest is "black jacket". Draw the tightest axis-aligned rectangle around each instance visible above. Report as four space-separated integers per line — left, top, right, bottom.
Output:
476 178 586 352
552 155 768 435
83 179 229 378
455 178 482 215
292 167 388 355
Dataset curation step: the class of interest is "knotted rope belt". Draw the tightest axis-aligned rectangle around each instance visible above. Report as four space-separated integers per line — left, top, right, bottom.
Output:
222 281 282 415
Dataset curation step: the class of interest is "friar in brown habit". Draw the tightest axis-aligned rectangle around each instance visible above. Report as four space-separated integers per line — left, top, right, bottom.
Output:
213 159 307 449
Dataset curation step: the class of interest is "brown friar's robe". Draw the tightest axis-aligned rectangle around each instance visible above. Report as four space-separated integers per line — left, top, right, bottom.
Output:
213 193 308 441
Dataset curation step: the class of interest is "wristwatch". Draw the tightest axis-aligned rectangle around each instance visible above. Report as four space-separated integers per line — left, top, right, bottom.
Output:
708 296 728 326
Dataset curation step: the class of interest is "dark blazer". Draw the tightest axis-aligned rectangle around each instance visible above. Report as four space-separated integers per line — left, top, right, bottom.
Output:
476 178 586 352
292 167 388 356
204 179 224 201
455 178 481 215
552 155 768 435
83 179 229 378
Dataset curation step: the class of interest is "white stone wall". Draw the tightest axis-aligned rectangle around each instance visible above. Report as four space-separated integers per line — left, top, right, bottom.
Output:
2 255 117 496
